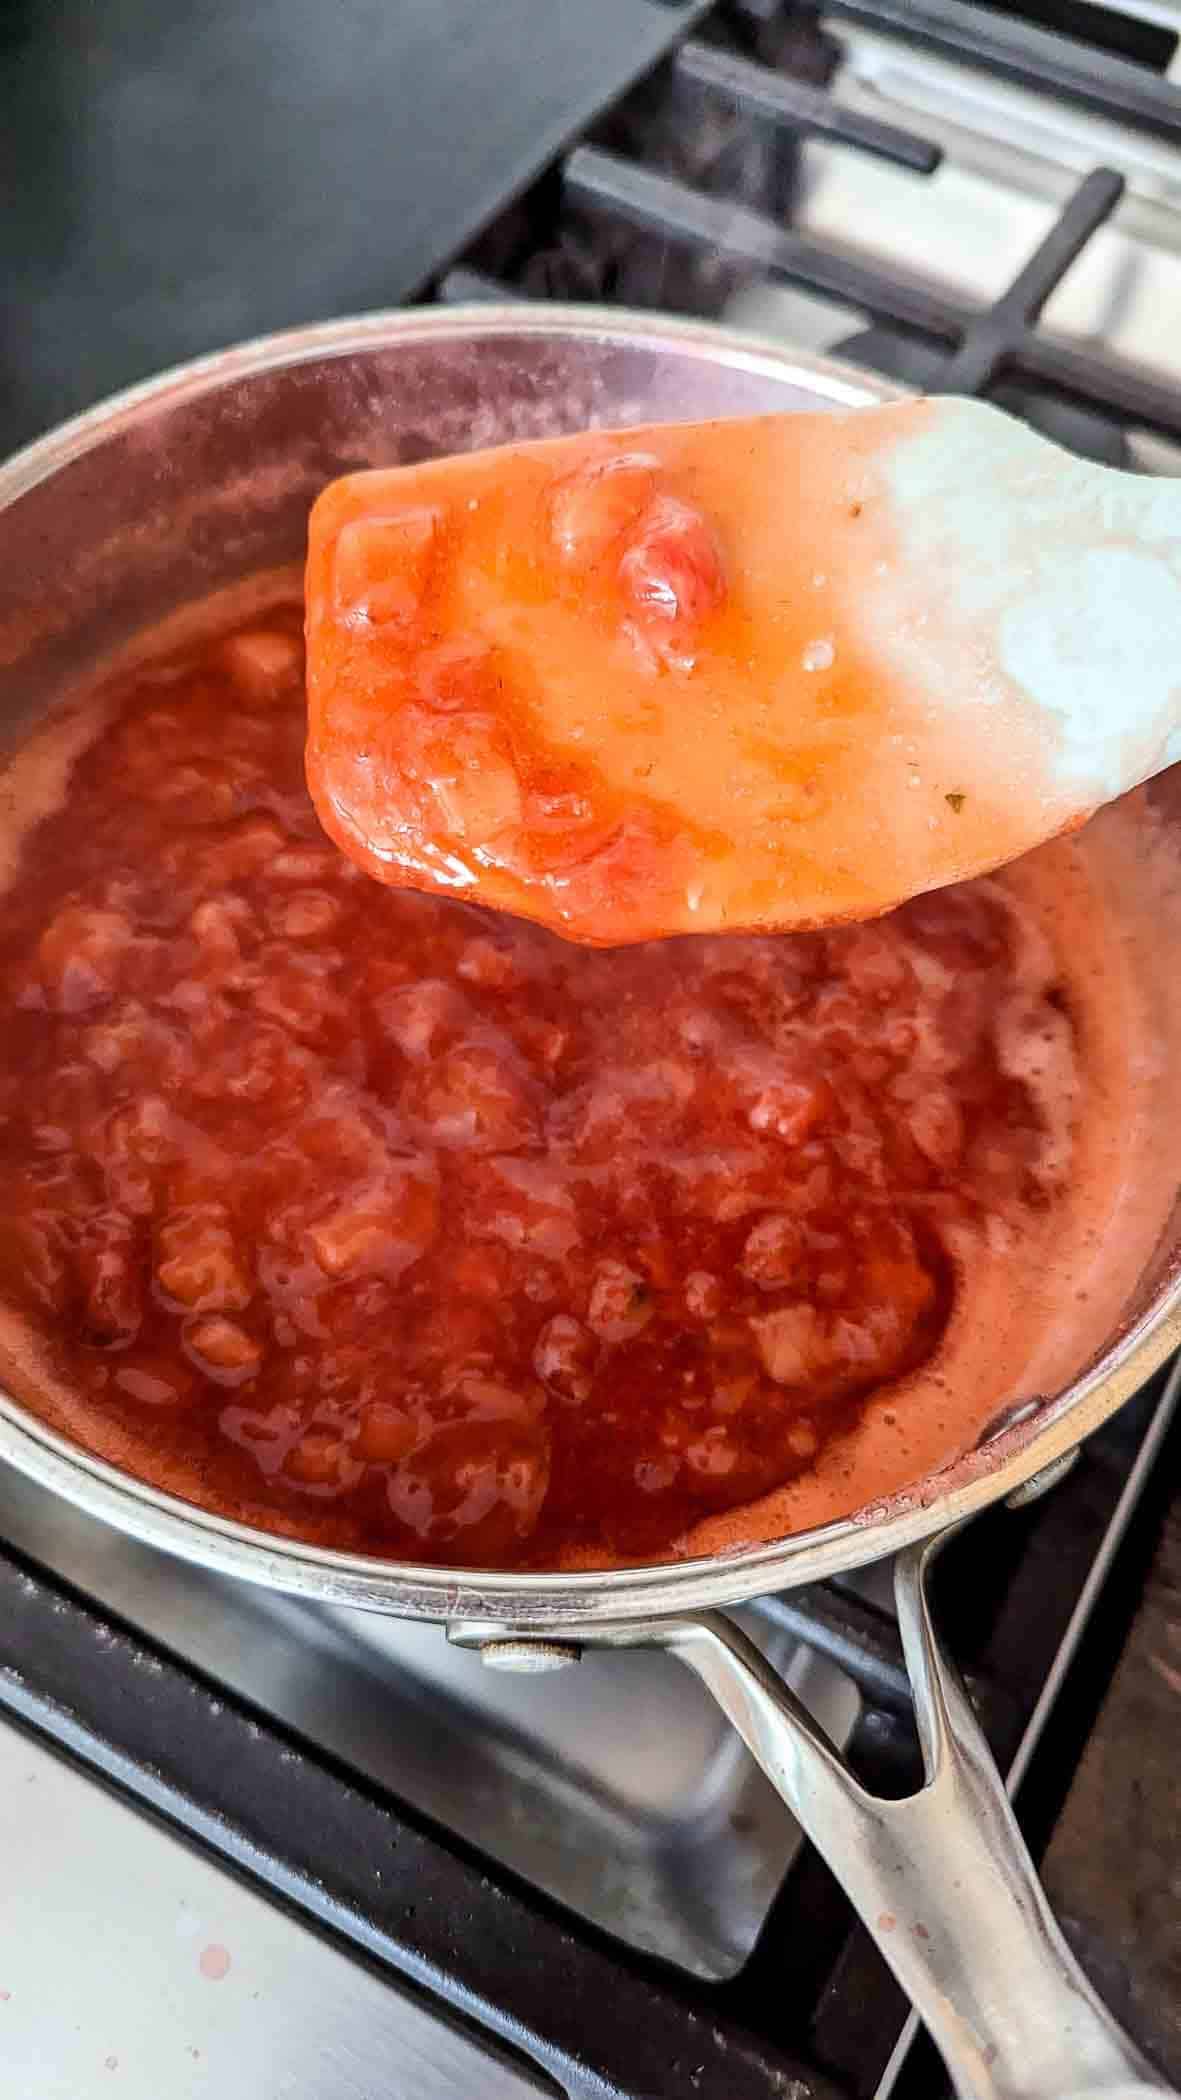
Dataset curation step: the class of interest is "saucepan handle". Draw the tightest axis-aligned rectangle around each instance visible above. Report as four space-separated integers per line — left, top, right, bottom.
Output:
456 1536 1173 2100
671 1537 1171 2100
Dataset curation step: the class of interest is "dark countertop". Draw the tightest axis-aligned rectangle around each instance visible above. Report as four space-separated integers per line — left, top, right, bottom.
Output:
1042 1481 1181 2085
0 0 706 455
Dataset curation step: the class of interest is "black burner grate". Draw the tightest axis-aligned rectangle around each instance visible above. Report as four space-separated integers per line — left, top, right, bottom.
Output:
670 39 941 173
440 2 1181 452
930 165 1125 396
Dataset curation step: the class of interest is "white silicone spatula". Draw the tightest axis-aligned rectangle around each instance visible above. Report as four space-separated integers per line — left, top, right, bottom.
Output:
305 396 1181 946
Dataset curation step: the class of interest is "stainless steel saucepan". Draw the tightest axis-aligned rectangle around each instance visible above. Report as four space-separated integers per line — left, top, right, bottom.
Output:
0 308 1177 2099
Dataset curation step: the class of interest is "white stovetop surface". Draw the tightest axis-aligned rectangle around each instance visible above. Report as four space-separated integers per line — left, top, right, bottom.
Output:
0 1718 544 2100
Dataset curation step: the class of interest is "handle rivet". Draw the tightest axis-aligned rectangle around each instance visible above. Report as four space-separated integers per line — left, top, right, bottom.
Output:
480 1639 583 1673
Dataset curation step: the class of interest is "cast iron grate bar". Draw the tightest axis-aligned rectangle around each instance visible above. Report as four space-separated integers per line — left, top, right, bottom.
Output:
936 165 1125 394
825 0 1181 145
0 1546 840 2100
565 143 977 332
672 40 942 173
753 1580 1020 1756
563 145 1181 436
753 1586 913 1716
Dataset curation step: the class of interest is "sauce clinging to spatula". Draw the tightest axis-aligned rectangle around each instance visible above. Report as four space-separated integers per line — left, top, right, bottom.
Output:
305 407 1065 945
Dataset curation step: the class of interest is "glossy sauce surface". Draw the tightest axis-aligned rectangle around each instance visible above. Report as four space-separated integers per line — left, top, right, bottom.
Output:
0 603 1094 1567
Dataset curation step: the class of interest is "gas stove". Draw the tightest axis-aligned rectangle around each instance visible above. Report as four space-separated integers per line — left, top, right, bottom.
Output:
2 4 1181 2096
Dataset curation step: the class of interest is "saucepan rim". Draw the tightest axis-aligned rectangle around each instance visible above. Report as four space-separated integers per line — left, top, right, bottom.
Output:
0 301 1176 1625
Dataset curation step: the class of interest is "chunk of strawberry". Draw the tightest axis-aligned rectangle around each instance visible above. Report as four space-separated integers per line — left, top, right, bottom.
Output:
406 1040 538 1154
156 1206 253 1312
740 1213 804 1291
39 905 134 1015
333 508 440 629
220 628 302 703
76 1211 143 1346
533 1313 598 1403
548 453 658 565
385 1420 551 1559
618 494 725 669
586 1260 653 1344
355 1402 417 1465
306 1168 439 1281
184 1313 263 1383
